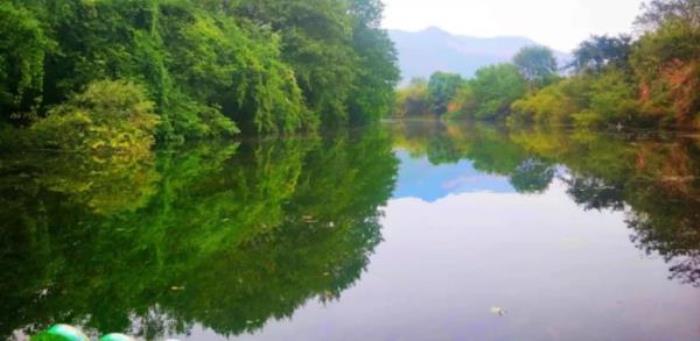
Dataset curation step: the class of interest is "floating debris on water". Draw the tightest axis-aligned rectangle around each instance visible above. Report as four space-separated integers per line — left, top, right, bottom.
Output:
100 333 136 341
490 306 507 316
302 215 318 223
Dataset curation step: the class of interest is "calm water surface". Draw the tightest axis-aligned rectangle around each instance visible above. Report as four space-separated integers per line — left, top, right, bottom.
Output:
2 121 699 340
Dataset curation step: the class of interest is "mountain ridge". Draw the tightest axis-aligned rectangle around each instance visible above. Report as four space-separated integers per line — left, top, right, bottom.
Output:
389 27 570 83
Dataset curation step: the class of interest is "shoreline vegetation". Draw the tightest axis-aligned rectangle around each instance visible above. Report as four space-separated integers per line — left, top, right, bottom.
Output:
0 0 399 153
1 0 698 154
393 0 700 131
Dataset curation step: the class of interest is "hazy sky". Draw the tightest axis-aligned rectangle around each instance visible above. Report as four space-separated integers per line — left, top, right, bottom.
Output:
382 0 646 52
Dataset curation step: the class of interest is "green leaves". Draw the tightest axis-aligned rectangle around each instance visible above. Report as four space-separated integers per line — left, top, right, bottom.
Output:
32 80 160 155
467 64 528 119
0 2 53 122
393 78 431 117
427 72 464 115
513 45 558 88
233 0 399 125
1 0 400 141
571 35 633 74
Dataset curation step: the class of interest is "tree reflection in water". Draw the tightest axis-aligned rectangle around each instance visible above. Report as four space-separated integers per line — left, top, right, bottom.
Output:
392 120 700 288
2 121 700 339
0 127 398 339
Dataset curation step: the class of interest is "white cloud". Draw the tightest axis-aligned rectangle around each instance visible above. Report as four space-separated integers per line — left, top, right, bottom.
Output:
382 0 645 51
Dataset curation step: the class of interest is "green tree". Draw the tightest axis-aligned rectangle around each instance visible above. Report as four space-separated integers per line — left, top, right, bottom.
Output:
571 35 633 73
632 1 700 127
394 78 431 117
581 68 638 126
513 46 558 88
0 2 52 124
31 80 160 156
467 64 528 119
1 0 400 143
347 0 400 123
510 77 585 124
636 0 700 30
427 72 463 115
232 0 358 124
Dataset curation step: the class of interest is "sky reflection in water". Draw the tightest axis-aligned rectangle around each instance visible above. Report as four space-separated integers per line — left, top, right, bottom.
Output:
205 136 700 340
3 122 700 340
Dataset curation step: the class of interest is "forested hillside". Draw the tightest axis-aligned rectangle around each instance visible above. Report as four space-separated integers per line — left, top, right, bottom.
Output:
0 0 399 151
394 0 700 130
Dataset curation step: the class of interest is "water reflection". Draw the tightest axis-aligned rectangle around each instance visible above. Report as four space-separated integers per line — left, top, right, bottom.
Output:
0 128 398 339
1 121 700 340
393 150 514 201
391 120 700 289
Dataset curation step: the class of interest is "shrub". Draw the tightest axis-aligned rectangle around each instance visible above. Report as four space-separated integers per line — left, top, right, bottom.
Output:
32 80 160 156
394 78 431 117
467 64 528 119
511 79 578 124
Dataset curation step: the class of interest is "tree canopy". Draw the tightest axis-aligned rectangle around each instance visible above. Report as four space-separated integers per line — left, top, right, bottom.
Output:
513 45 558 87
393 0 700 130
571 35 633 73
427 72 464 115
0 0 399 146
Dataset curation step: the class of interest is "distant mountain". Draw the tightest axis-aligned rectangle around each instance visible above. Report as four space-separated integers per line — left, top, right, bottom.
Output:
389 27 570 83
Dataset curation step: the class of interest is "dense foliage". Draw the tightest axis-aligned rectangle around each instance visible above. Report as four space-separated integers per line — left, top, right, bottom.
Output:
0 0 399 145
516 0 700 129
393 63 528 121
393 78 431 117
513 45 559 88
394 0 700 130
426 72 464 115
458 64 528 119
31 80 162 155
